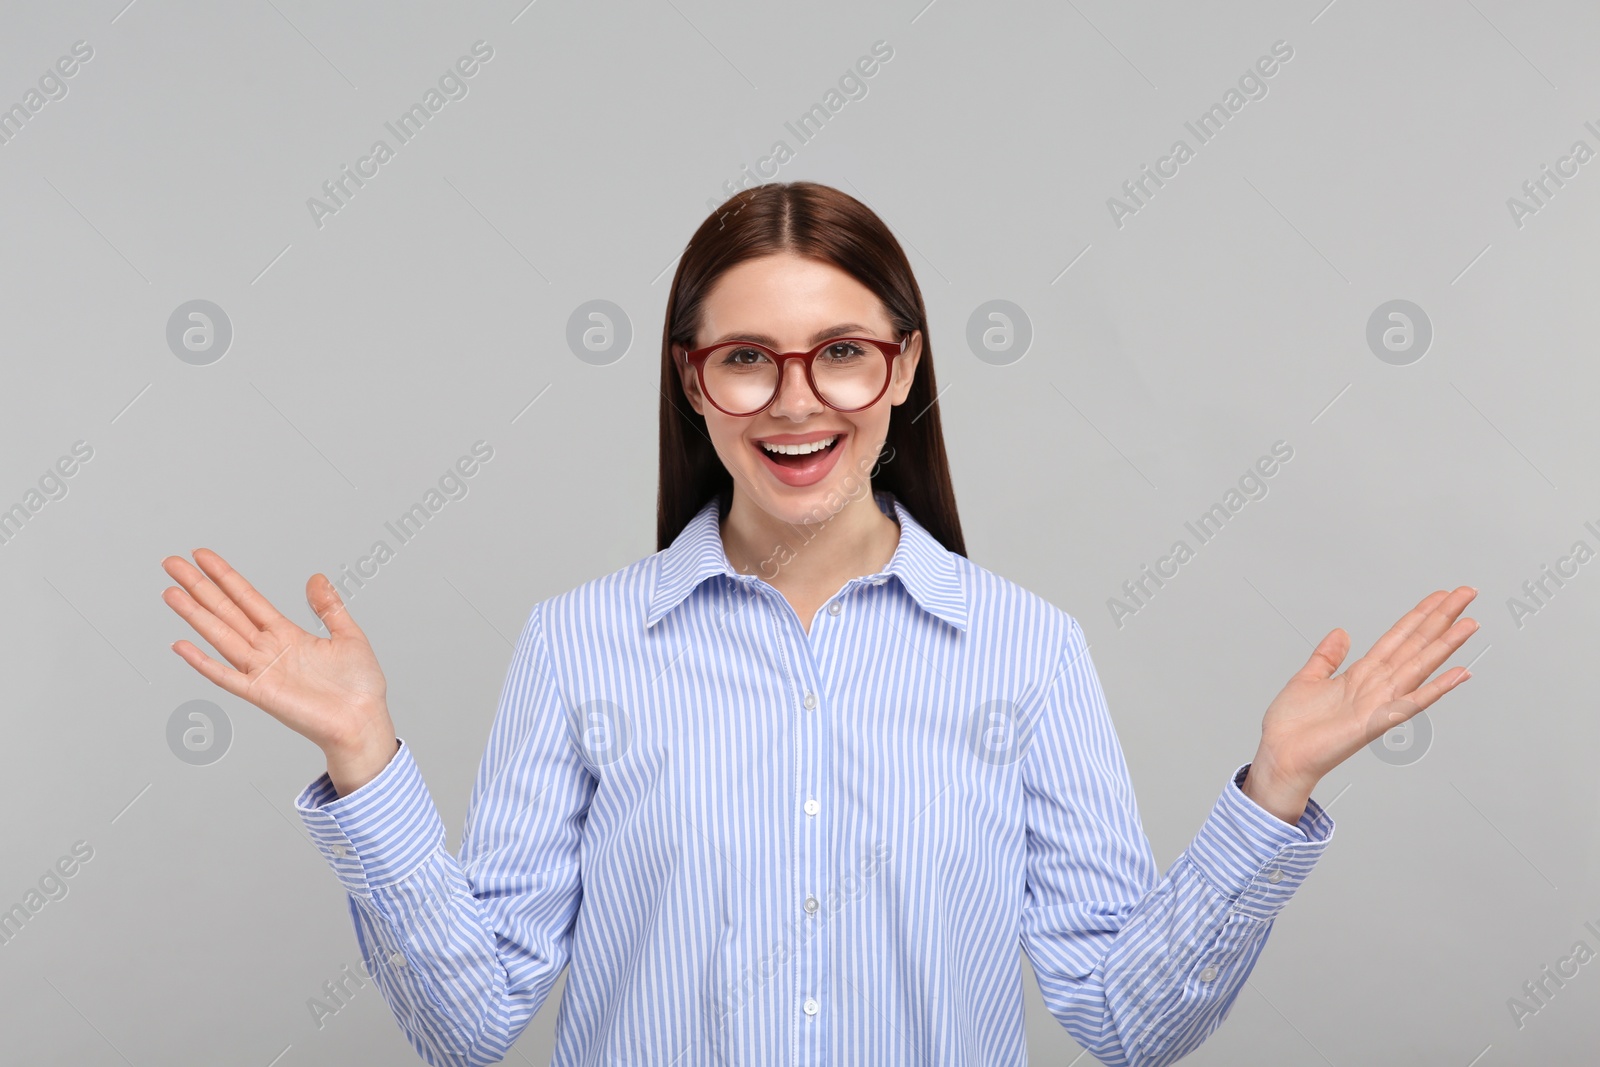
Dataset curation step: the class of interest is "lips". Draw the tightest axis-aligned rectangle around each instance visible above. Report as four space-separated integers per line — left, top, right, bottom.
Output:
751 431 847 488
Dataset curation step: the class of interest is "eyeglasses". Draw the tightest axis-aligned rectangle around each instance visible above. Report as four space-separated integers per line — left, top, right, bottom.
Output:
680 334 908 417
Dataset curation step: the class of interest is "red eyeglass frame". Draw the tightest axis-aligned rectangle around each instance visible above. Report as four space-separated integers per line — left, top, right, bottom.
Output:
679 334 910 417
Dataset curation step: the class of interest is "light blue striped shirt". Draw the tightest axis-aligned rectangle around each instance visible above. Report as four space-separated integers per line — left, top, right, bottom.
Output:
295 489 1334 1066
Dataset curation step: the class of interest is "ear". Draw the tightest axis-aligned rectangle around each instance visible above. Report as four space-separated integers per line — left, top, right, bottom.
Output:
887 330 923 406
673 344 706 416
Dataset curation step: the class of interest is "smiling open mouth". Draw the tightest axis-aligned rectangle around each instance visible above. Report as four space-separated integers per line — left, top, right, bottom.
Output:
752 432 847 487
758 434 840 467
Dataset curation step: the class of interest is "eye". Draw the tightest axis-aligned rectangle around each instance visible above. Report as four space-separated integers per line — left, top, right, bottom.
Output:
820 340 868 362
717 345 772 367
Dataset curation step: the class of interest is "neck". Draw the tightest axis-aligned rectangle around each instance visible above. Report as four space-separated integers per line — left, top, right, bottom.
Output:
720 486 900 591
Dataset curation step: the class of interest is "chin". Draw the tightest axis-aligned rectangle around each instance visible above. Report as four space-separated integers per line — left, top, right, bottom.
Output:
781 493 852 526
747 455 876 526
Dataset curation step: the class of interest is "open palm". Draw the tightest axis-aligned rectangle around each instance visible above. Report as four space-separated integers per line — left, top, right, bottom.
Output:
1257 586 1478 794
161 548 392 757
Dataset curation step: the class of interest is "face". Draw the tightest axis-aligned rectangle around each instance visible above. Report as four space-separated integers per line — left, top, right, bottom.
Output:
675 252 922 526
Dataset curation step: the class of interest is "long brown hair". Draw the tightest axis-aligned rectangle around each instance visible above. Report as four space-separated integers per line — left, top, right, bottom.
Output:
656 181 966 556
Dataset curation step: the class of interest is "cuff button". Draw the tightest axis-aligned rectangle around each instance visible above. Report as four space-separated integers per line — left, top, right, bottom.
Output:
1266 868 1283 884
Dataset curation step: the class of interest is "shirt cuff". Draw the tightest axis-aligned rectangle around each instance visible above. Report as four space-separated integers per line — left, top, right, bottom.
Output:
1183 761 1336 921
293 737 446 898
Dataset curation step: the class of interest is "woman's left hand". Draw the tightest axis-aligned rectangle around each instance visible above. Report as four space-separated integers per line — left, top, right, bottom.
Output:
1242 586 1480 824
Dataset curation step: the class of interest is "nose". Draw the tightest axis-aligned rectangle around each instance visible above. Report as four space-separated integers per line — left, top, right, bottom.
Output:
767 354 825 418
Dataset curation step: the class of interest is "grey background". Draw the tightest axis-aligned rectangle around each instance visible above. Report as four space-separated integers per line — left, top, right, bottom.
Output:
1 0 1596 1063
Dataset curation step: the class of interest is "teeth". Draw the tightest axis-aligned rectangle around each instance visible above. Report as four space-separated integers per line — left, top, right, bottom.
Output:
760 435 837 456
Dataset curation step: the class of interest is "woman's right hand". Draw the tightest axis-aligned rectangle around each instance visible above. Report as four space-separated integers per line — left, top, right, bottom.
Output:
161 548 397 795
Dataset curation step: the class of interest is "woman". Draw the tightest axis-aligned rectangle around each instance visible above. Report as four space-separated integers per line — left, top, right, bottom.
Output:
160 181 1478 1066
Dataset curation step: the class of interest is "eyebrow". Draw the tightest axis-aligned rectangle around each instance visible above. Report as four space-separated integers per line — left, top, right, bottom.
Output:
709 323 874 348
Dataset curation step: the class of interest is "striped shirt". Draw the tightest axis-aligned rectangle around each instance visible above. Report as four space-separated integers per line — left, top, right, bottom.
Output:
295 488 1334 1066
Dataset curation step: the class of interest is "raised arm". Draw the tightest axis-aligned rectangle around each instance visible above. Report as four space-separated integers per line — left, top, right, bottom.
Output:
159 547 590 1066
1025 586 1476 1065
294 602 593 1066
1020 617 1333 1067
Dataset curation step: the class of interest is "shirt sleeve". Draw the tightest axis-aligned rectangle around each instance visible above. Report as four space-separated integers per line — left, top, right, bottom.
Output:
1020 617 1335 1067
294 603 594 1067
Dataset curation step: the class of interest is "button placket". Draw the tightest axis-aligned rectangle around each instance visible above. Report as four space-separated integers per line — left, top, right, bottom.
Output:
781 605 828 1061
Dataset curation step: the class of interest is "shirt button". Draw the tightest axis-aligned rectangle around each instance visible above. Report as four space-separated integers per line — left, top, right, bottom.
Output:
803 895 819 914
803 798 820 816
827 600 841 616
1198 965 1218 983
803 691 817 710
1266 868 1284 884
331 844 349 857
389 950 406 967
802 997 819 1016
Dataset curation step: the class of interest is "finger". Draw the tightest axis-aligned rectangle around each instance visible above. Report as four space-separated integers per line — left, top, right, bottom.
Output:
1362 589 1452 665
162 554 261 644
307 573 367 641
189 548 290 631
1295 627 1350 681
161 585 258 671
1391 616 1479 696
1400 664 1471 714
1386 587 1478 668
170 638 256 702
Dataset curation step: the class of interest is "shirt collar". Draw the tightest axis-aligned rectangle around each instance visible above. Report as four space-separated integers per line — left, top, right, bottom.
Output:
646 489 969 633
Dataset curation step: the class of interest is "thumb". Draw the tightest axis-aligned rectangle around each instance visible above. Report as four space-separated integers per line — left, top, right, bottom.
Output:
1297 627 1350 681
307 573 365 639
